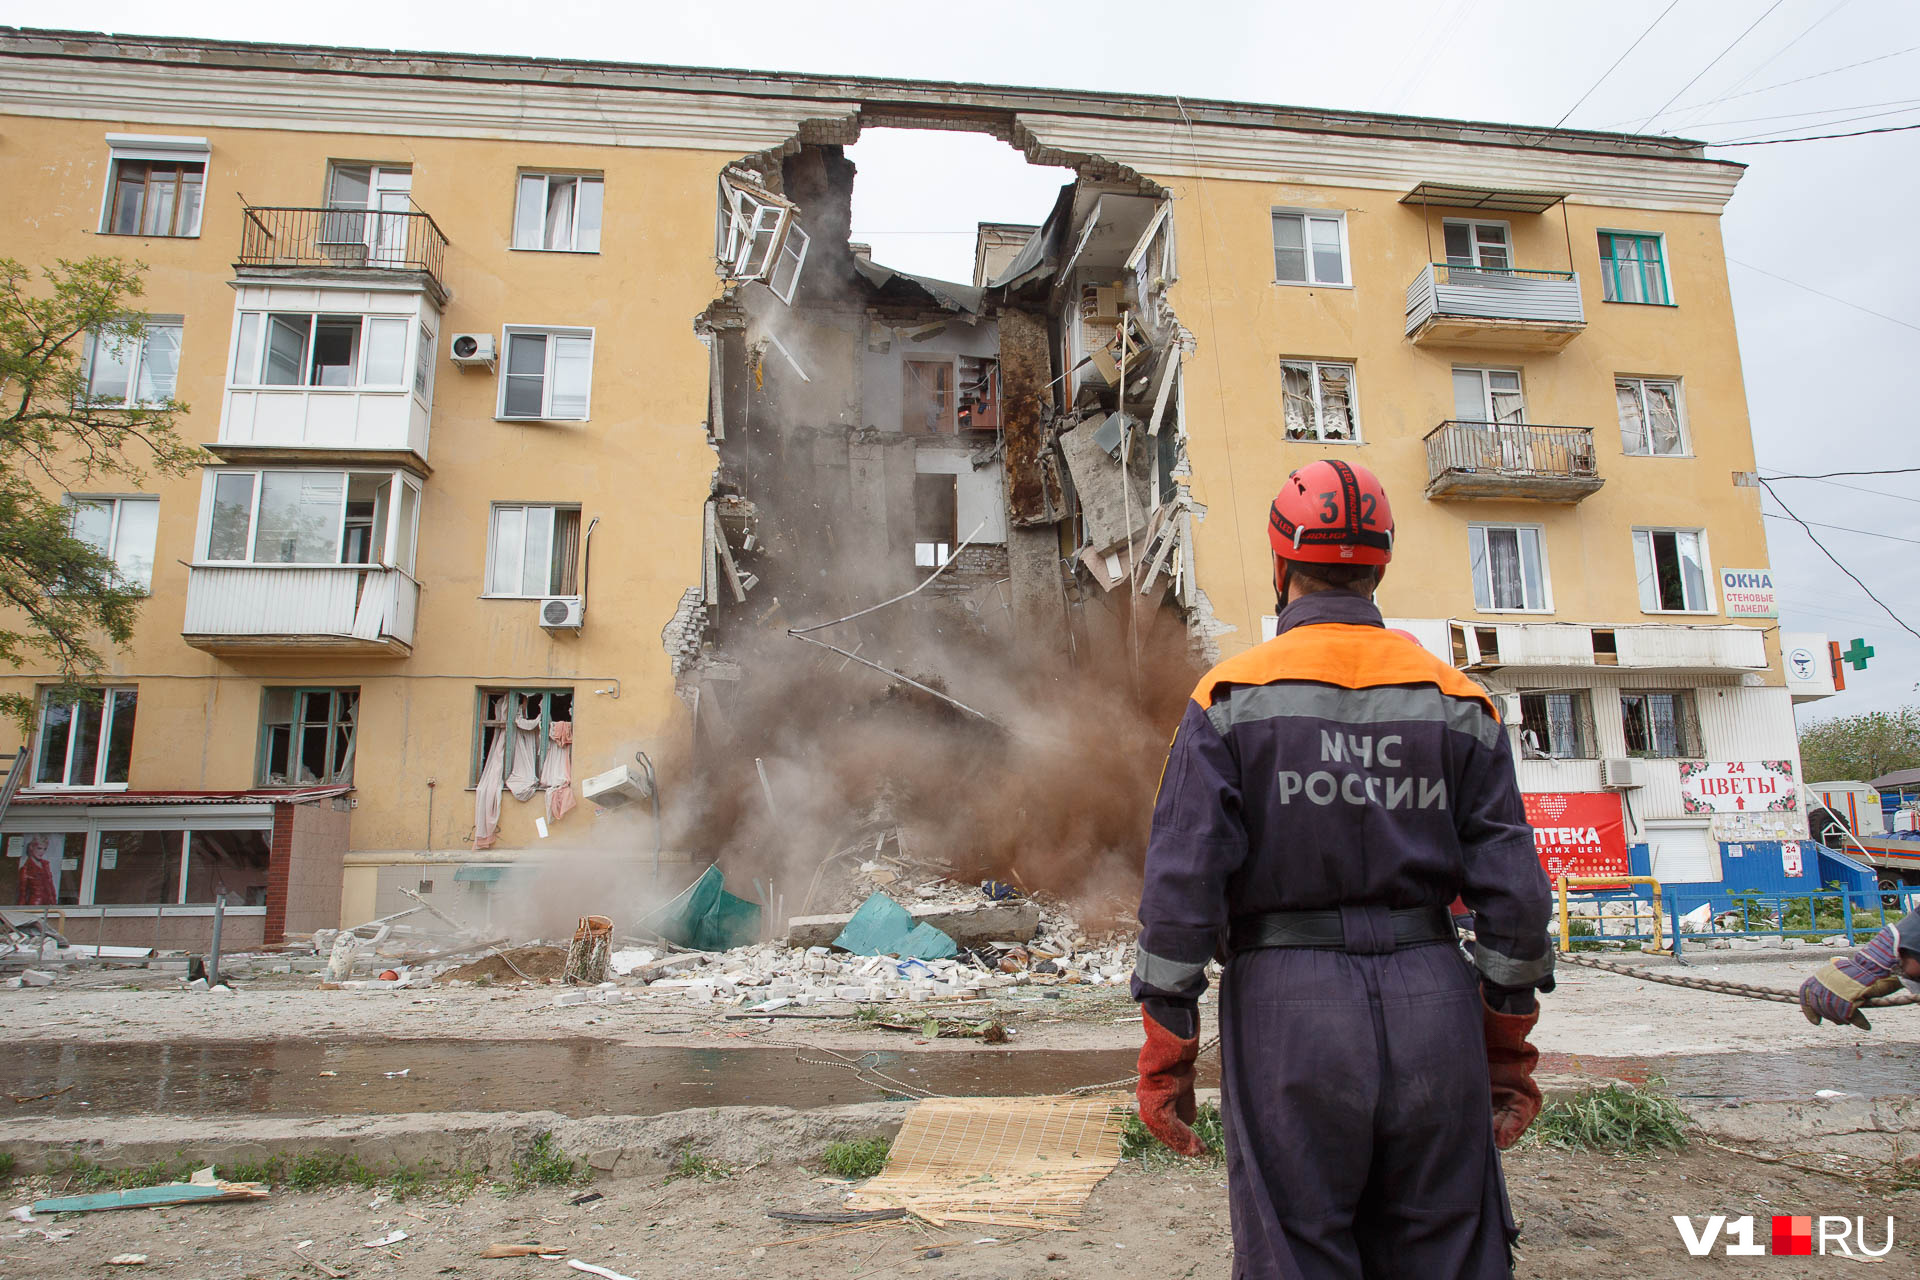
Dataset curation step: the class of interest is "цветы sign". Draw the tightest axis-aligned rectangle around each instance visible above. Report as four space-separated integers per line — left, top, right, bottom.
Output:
1679 760 1798 813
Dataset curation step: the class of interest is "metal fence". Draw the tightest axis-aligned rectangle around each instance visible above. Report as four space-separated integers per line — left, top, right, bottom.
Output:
1558 882 1920 958
238 203 448 291
1424 420 1598 482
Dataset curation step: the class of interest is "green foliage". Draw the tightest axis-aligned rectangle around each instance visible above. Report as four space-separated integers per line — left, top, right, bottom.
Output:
511 1132 581 1188
820 1136 891 1180
0 1152 14 1181
60 1157 196 1191
1799 706 1920 785
1115 1102 1226 1165
1528 1084 1690 1153
0 257 203 728
664 1143 730 1183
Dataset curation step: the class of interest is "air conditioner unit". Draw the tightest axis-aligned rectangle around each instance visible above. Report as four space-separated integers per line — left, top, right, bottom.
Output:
582 764 652 810
1600 758 1649 790
449 333 496 367
538 596 584 629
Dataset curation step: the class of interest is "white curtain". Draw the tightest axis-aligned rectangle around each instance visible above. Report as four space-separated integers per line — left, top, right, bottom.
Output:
505 699 542 802
472 694 508 850
542 721 575 824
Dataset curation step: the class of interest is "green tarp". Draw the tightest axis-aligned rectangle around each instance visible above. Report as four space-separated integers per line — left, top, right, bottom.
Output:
640 864 762 952
832 892 958 959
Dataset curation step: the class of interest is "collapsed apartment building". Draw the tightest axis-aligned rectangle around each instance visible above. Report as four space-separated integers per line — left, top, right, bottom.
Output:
0 29 1844 952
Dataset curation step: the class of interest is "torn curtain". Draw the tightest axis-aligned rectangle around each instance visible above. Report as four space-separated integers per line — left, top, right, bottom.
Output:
472 694 509 850
543 720 575 825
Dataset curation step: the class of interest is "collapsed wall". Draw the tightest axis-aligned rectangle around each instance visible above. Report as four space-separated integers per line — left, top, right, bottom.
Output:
661 135 1210 922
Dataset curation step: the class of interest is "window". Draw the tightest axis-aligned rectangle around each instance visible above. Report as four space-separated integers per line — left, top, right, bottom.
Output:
67 496 159 592
101 138 206 237
486 504 582 597
81 321 182 407
414 323 435 398
499 327 593 421
229 312 413 389
2 825 269 908
32 687 136 789
1280 360 1358 442
1469 524 1550 612
203 469 420 570
914 474 958 569
1632 528 1711 612
1451 368 1524 424
1519 691 1595 759
956 356 1000 431
2 832 85 905
323 164 412 264
1598 232 1670 305
903 360 955 435
259 688 358 786
1615 377 1686 456
1621 690 1701 759
473 688 573 786
715 169 809 302
1272 210 1348 286
514 173 604 253
1443 220 1511 271
92 830 180 905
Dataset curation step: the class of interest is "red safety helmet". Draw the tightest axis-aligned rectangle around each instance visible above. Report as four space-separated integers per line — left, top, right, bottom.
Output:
1268 459 1395 567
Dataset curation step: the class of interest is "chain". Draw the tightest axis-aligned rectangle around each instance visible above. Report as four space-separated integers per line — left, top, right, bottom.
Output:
1558 951 1920 1007
1065 1034 1222 1096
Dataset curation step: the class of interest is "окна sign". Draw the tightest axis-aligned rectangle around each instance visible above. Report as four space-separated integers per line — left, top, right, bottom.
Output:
1523 792 1629 880
1680 760 1799 813
1719 568 1778 618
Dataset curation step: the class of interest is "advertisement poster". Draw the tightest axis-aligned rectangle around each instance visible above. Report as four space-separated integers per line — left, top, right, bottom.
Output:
1782 840 1804 877
1679 760 1799 814
1719 568 1779 618
1523 792 1630 881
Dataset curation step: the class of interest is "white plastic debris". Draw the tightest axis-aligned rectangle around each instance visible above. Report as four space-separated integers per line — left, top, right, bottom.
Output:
363 1230 408 1247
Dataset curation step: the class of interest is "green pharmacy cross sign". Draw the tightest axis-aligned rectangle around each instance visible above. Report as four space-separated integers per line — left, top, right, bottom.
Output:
1841 638 1875 671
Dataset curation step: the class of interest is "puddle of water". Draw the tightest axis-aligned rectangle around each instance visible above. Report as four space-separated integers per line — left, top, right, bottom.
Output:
1539 1046 1915 1101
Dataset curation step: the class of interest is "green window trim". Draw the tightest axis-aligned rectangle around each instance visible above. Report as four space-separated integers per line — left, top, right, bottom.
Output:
257 687 358 787
1598 232 1672 306
471 687 574 787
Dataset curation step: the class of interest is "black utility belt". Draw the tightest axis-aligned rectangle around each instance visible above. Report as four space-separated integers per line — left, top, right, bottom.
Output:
1228 906 1456 955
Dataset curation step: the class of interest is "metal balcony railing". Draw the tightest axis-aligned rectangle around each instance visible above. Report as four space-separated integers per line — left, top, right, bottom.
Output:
1424 421 1601 501
238 203 448 294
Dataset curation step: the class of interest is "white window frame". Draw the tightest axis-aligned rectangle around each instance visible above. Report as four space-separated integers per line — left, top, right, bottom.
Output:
1632 527 1715 614
98 135 209 238
1278 358 1360 443
1615 376 1689 457
65 494 160 593
81 319 183 408
1271 209 1350 287
1450 366 1526 424
497 326 595 422
197 467 421 572
30 686 137 791
1468 522 1552 613
484 503 582 598
715 169 808 303
512 172 605 254
1442 219 1512 271
226 311 416 392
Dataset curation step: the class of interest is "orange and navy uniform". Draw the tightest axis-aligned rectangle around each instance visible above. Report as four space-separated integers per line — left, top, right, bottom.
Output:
1132 589 1552 1034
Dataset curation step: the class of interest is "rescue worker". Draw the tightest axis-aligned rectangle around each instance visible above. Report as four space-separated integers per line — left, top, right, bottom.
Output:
1800 907 1920 1029
1132 459 1555 1279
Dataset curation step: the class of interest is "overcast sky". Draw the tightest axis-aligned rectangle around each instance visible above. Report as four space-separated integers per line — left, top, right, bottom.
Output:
7 0 1914 726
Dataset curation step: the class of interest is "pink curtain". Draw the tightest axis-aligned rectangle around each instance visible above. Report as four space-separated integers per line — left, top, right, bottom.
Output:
472 696 508 850
543 720 575 824
505 702 542 802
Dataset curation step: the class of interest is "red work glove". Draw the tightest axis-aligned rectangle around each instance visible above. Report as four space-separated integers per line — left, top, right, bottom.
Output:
1136 1008 1207 1158
1483 999 1542 1151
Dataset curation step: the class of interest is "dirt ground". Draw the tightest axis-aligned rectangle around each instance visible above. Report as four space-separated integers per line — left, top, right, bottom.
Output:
2 1143 1912 1279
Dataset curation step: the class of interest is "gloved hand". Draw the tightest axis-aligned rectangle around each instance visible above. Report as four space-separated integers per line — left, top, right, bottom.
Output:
1136 1008 1207 1158
1483 998 1542 1150
1801 926 1905 1030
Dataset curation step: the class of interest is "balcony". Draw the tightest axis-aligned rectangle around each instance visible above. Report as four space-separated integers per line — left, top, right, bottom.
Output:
1404 264 1585 351
1424 421 1603 503
182 565 418 657
237 204 449 305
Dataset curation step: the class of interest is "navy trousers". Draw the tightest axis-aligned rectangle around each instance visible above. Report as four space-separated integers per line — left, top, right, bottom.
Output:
1218 939 1515 1280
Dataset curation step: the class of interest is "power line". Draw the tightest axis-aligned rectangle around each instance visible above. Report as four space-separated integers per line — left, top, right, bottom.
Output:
1764 466 1920 480
1727 256 1920 334
1554 0 1685 127
1709 119 1920 144
1679 96 1920 131
1633 0 1789 133
1762 510 1920 545
1772 475 1920 506
1756 476 1920 643
1661 0 1853 131
1643 43 1920 116
1709 104 1920 143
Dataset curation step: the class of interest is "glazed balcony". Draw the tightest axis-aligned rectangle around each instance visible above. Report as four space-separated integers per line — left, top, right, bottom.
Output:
1424 421 1603 503
1404 263 1585 351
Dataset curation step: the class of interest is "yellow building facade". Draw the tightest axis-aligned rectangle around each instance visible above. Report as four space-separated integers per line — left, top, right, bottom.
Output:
0 30 1826 947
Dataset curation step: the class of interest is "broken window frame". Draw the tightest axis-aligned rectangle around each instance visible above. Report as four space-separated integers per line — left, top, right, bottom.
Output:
471 687 573 788
715 171 804 293
1278 359 1359 442
1620 689 1701 759
1468 523 1551 613
1615 376 1687 457
913 473 960 570
1450 367 1525 424
902 359 958 436
1632 527 1712 613
512 172 604 253
1442 219 1512 272
1518 690 1596 759
1271 209 1349 286
955 355 1000 432
767 224 810 305
257 686 359 787
497 326 594 422
484 503 583 598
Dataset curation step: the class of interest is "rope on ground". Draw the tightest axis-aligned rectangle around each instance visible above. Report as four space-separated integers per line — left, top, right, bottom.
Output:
1558 951 1920 1007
